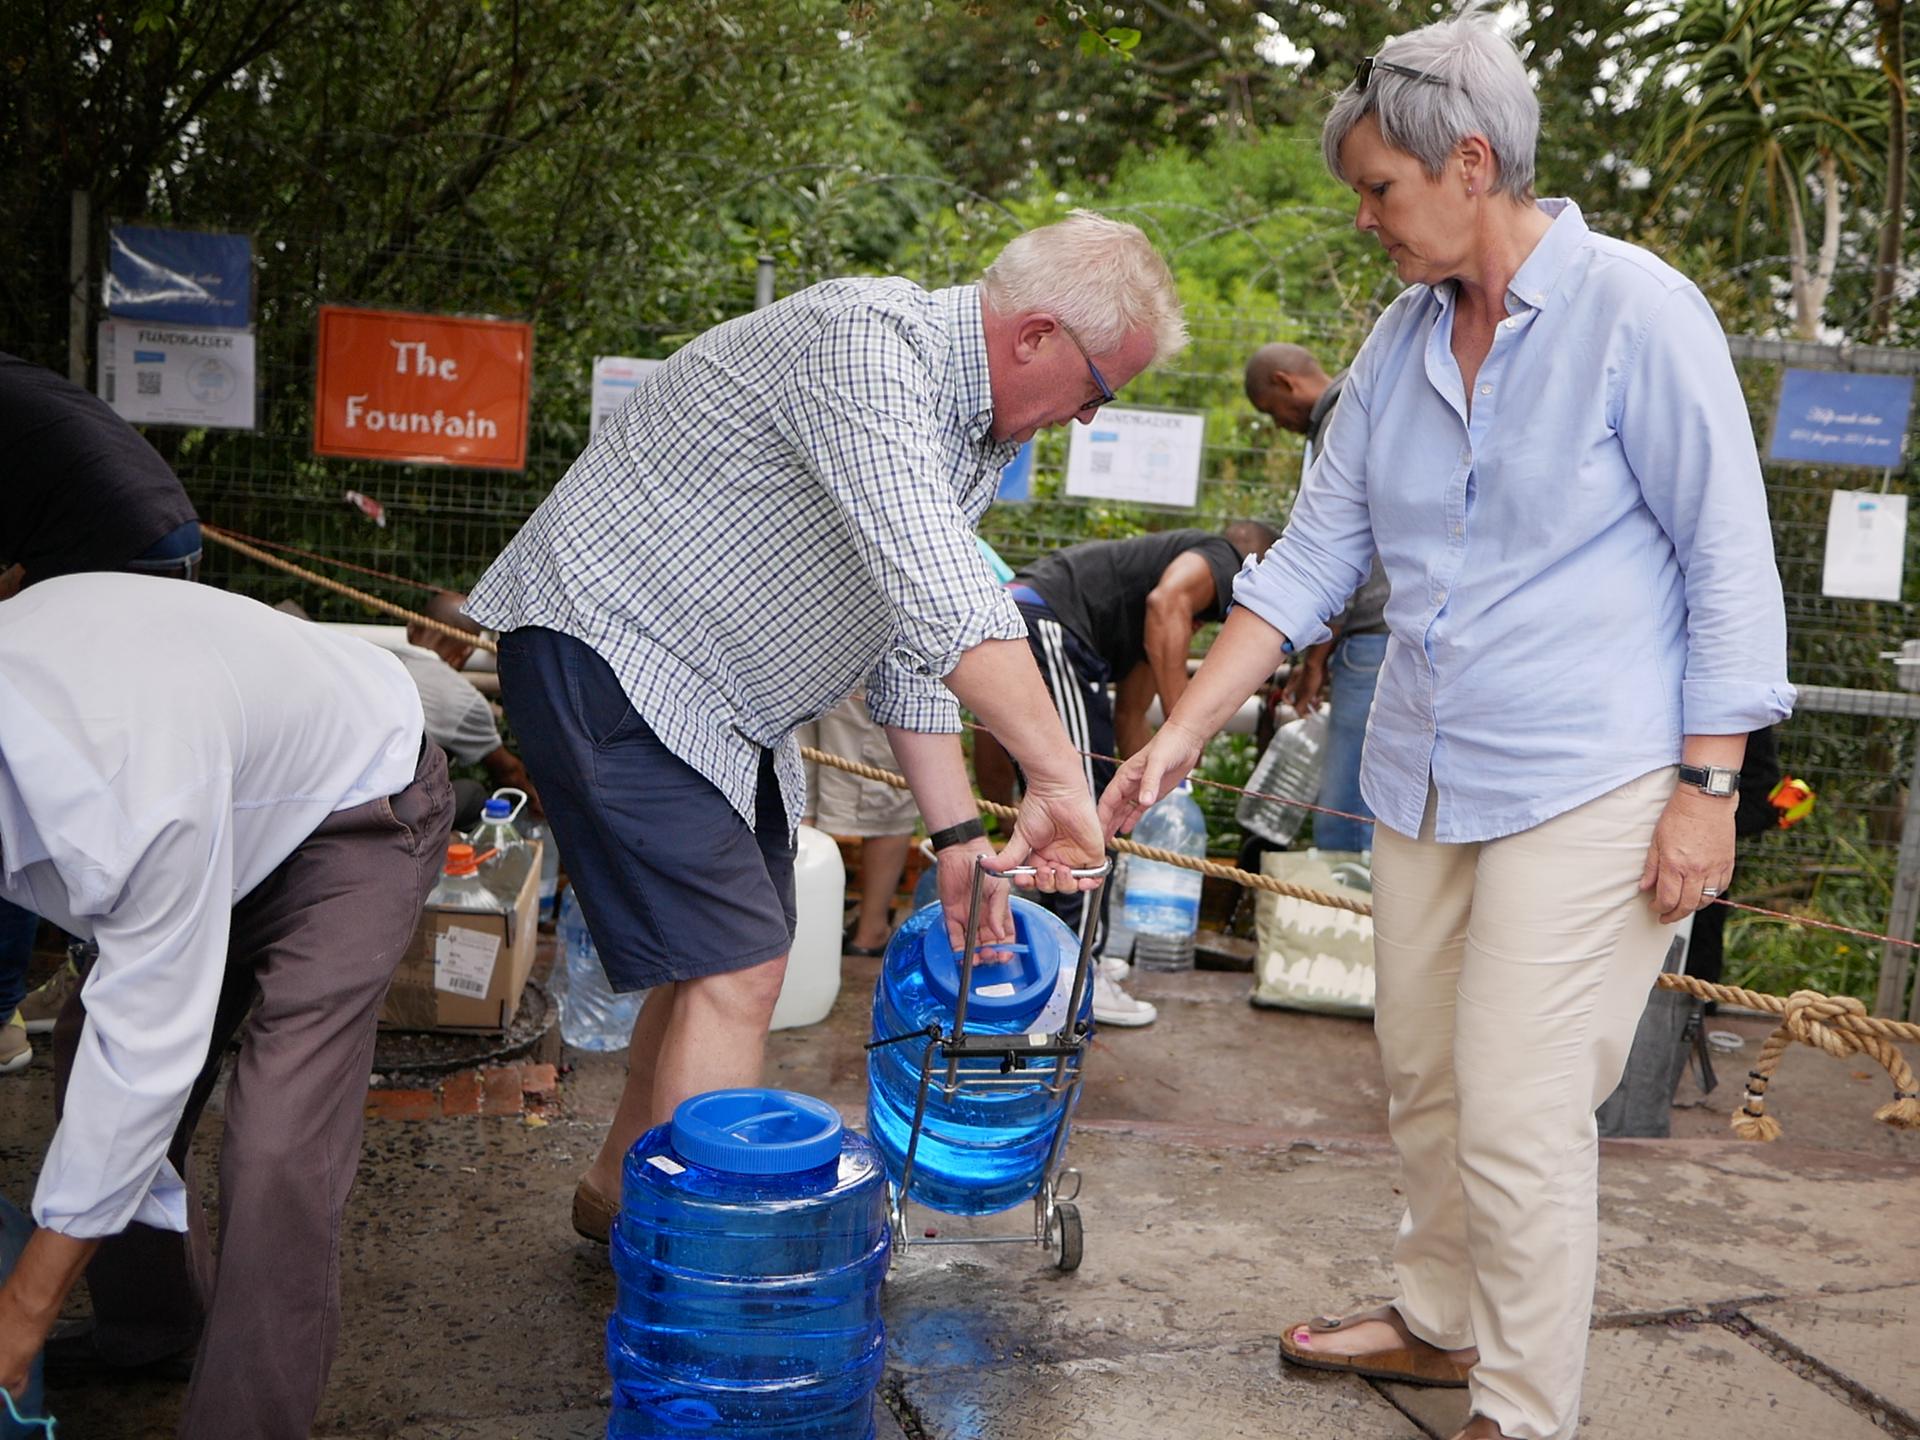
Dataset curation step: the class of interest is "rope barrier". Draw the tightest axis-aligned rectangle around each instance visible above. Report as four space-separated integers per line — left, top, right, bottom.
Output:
1651 974 1920 1141
198 522 1919 1141
800 745 1375 918
201 526 497 656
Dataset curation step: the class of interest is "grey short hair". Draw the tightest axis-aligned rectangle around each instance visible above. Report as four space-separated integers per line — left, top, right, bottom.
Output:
980 209 1188 363
1321 0 1538 201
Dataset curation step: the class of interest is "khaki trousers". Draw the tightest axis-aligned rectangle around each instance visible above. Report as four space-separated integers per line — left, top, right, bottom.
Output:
1369 768 1677 1440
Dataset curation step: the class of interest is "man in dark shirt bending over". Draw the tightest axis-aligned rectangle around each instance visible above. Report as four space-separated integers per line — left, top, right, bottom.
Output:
0 351 205 1080
0 351 202 599
977 522 1279 1023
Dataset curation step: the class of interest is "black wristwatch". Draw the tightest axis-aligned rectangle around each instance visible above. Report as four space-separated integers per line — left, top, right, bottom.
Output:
1676 763 1738 799
929 817 988 852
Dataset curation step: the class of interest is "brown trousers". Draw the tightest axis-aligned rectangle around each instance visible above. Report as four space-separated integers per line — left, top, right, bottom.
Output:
53 742 451 1440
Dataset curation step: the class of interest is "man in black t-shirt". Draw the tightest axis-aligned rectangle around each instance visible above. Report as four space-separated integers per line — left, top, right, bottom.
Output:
0 351 201 599
980 522 1280 1022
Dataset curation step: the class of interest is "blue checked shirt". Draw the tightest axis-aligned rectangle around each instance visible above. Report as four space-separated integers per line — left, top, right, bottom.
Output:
1235 200 1794 843
466 280 1026 830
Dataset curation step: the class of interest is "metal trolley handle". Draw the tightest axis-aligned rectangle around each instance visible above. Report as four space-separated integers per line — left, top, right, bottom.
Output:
954 854 1111 1051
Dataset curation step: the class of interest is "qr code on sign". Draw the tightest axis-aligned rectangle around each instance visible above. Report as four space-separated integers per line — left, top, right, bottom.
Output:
1090 450 1114 475
137 371 162 396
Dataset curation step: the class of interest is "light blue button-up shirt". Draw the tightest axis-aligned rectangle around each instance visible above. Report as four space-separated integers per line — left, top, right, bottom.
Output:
1235 200 1794 843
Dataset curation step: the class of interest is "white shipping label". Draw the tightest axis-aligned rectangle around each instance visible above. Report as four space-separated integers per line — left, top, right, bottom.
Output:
433 926 501 999
646 1155 686 1176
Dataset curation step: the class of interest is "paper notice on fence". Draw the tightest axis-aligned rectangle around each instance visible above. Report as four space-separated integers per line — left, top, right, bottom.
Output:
1821 490 1906 602
1064 407 1205 507
434 925 501 999
97 318 255 429
590 356 662 440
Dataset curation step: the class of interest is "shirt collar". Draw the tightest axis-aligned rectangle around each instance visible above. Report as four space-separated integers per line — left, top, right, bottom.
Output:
1506 197 1586 313
936 284 997 443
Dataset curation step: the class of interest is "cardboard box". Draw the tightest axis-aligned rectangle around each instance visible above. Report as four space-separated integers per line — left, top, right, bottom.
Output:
379 841 542 1032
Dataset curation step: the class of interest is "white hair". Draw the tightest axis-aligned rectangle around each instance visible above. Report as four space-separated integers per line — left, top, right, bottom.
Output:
1321 0 1539 201
980 209 1188 363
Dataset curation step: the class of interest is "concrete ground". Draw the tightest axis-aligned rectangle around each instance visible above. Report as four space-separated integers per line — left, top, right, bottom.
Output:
4 938 1918 1439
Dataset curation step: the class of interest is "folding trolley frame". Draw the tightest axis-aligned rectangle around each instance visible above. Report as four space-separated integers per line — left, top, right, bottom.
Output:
872 856 1110 1273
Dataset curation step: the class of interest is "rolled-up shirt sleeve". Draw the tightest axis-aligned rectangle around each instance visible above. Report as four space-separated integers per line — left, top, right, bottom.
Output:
33 783 234 1239
1233 351 1380 649
781 305 1026 691
1616 284 1795 734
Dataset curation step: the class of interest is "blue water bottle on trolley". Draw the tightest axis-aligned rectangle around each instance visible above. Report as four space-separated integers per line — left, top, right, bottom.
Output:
605 1089 890 1438
865 855 1109 1271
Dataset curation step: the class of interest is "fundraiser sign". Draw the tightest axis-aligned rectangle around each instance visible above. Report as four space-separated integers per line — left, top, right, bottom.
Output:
1767 369 1913 470
314 306 532 470
1064 407 1206 507
96 318 255 429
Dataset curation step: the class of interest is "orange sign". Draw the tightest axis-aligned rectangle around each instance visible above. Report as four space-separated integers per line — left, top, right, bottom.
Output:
314 306 532 471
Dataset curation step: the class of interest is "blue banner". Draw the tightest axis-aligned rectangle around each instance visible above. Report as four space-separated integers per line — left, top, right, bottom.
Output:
105 226 254 327
997 440 1035 502
1767 369 1913 469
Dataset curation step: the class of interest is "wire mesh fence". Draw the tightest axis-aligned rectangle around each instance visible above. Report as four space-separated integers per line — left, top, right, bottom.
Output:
5 200 1917 1006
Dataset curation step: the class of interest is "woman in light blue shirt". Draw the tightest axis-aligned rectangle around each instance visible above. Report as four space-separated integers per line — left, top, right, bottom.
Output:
1100 8 1792 1439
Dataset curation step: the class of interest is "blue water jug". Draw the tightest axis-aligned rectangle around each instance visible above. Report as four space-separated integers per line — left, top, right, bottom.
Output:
866 899 1091 1216
606 1089 889 1439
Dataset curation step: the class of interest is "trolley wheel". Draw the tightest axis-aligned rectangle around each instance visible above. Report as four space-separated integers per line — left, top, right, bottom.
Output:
1053 1201 1083 1272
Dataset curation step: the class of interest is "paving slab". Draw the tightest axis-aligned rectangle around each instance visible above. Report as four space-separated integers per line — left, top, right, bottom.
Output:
894 1340 1418 1440
1744 1283 1920 1426
1383 1320 1894 1439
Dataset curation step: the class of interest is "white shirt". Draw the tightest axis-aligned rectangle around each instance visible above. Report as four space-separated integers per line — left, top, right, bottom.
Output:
0 575 424 1239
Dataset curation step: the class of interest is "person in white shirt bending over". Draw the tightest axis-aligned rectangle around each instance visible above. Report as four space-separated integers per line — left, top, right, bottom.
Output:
0 573 453 1440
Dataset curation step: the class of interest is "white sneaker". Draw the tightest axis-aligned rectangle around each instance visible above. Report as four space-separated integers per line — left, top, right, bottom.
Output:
1096 954 1131 985
0 1013 30 1075
1092 971 1157 1027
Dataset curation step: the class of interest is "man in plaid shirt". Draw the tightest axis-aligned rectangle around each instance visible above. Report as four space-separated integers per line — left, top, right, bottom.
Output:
466 211 1187 1241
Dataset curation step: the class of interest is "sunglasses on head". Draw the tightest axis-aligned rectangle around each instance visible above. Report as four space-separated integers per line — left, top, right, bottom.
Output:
1355 54 1448 91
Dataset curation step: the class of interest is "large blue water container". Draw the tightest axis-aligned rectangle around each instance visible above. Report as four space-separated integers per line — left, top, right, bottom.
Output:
866 899 1092 1216
605 1089 890 1439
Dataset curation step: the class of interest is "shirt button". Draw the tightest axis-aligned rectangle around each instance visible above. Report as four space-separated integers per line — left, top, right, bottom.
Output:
1452 525 1463 537
1503 318 1517 330
1479 383 1493 395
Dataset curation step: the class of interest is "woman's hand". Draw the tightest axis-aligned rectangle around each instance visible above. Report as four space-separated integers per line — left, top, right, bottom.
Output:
1639 786 1736 924
1098 719 1208 839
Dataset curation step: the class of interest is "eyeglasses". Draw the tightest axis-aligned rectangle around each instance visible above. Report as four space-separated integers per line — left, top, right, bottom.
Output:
1355 54 1447 91
1053 318 1115 416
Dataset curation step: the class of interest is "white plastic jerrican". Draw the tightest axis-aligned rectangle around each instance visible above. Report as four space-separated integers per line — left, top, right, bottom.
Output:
771 824 846 1031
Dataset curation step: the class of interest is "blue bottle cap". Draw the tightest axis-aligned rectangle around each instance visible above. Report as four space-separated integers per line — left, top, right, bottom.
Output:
670 1089 844 1175
919 900 1059 1027
481 798 512 819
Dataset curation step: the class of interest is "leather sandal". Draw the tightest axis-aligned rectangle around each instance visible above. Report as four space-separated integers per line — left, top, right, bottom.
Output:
572 1176 618 1244
1279 1304 1474 1388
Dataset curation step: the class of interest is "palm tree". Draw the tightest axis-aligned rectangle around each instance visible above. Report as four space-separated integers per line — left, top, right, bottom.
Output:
1635 0 1888 339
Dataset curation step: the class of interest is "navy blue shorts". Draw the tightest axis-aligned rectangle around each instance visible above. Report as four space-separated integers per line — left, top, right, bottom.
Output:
496 627 796 992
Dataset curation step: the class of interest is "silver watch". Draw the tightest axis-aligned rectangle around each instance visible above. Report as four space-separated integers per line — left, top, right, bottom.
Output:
1676 763 1738 799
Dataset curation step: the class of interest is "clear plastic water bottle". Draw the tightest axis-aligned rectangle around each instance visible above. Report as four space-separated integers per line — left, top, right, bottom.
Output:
470 790 534 903
426 842 508 914
520 818 561 923
1100 854 1137 962
866 900 1090 1215
1237 710 1328 847
606 1089 889 1439
556 885 643 1051
1124 781 1207 972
